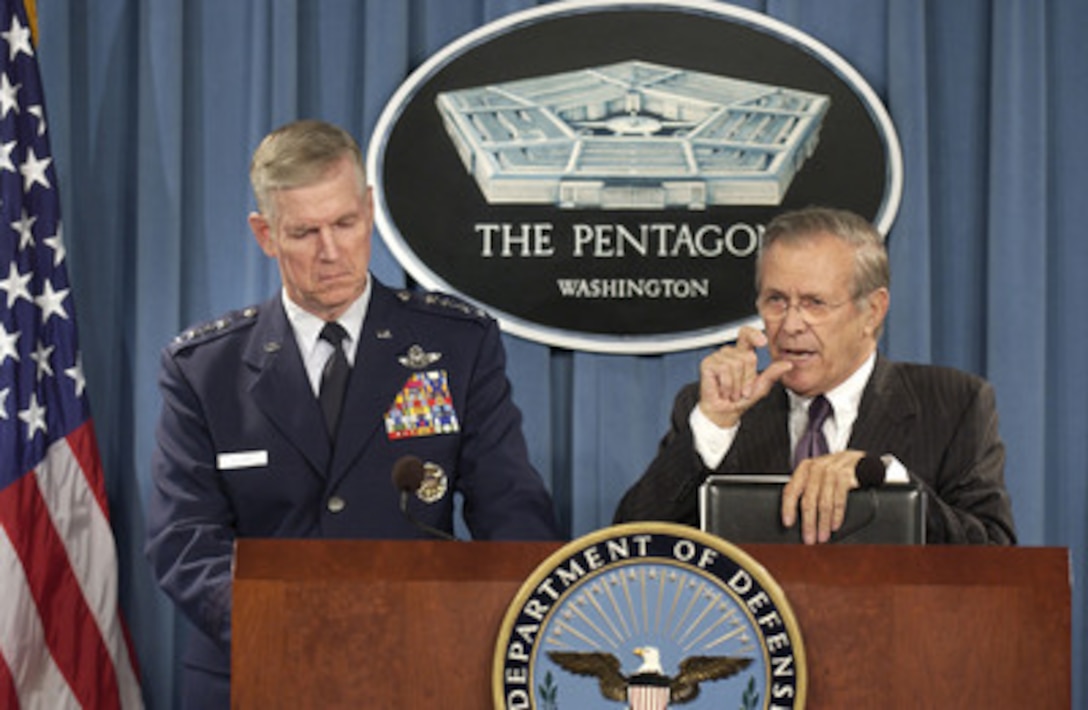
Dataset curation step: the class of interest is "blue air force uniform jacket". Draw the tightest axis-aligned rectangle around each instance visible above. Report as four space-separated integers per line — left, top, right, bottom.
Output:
145 279 560 702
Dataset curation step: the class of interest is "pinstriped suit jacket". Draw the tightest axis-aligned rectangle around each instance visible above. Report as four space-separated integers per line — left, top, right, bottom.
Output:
613 356 1016 544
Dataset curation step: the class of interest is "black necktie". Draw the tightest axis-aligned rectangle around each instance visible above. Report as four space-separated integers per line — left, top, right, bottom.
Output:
319 322 350 440
793 395 832 468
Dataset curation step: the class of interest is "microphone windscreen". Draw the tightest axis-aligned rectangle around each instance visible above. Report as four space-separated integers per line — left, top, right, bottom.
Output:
392 455 426 492
855 455 887 488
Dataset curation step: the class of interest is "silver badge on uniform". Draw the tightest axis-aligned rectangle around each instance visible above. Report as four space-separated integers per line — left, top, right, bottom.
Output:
417 462 449 503
398 344 442 369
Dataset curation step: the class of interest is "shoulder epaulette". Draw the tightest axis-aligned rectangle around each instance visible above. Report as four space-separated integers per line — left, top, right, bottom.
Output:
170 305 260 350
394 289 491 322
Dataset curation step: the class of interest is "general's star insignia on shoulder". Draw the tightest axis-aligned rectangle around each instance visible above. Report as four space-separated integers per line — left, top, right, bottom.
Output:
398 344 442 369
171 306 258 346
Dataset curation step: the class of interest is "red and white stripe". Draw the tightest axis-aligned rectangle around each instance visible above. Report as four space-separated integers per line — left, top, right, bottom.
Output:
0 422 143 709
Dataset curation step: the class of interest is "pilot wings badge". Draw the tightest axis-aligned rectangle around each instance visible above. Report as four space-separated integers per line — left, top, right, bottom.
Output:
398 344 441 369
493 522 807 709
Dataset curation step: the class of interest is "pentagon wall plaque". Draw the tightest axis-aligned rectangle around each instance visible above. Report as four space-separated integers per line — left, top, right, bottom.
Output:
368 0 902 354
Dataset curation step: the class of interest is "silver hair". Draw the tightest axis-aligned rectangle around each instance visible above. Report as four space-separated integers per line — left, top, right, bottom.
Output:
249 119 366 220
756 206 890 299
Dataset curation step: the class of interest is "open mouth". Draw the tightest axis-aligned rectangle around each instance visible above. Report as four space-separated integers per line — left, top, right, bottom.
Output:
779 347 818 363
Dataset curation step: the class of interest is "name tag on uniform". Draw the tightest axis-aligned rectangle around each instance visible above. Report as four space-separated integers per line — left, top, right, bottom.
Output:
217 450 268 470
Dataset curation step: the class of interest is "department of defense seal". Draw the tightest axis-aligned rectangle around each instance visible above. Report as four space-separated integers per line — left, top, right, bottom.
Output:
493 522 806 709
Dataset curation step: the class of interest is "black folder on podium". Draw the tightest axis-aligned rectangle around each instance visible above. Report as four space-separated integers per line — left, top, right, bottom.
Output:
699 474 926 544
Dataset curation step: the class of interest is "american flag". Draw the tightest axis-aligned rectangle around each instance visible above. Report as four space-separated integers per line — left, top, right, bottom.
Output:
0 1 143 707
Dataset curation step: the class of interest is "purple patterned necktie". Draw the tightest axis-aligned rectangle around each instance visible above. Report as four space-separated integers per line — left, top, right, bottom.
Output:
793 395 832 468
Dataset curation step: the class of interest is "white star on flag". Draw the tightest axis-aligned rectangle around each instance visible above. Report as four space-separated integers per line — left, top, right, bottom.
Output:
19 145 50 191
0 323 18 363
0 71 18 117
28 101 43 134
44 223 65 265
15 390 45 438
11 208 34 246
0 138 14 171
66 353 86 398
34 279 69 323
0 261 31 307
29 340 54 380
0 12 29 60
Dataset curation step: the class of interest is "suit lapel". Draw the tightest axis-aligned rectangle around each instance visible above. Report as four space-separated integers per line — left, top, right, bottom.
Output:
725 356 916 474
724 385 792 473
245 299 330 475
849 356 918 458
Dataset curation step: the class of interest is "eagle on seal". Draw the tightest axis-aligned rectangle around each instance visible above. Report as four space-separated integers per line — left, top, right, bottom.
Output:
547 645 752 706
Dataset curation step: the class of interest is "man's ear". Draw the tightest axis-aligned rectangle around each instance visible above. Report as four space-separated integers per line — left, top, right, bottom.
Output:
865 287 890 335
248 212 276 257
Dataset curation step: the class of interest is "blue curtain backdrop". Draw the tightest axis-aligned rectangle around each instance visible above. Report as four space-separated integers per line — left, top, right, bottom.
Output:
32 0 1086 707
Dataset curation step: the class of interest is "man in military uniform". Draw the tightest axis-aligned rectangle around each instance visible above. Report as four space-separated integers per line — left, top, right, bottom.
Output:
145 119 561 708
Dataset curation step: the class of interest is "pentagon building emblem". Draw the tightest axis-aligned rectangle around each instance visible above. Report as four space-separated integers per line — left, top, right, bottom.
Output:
436 60 830 210
369 0 901 354
493 523 807 709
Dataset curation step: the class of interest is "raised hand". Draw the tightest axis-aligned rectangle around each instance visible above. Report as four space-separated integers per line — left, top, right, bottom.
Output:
697 326 793 429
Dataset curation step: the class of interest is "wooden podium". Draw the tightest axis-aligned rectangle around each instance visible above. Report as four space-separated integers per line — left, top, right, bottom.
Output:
232 539 1070 708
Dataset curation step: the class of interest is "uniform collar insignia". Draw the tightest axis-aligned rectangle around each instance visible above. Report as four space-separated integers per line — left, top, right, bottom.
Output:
398 344 442 369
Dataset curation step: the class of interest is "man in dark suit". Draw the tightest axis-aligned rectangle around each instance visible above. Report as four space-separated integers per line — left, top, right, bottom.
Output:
145 119 561 708
613 206 1015 546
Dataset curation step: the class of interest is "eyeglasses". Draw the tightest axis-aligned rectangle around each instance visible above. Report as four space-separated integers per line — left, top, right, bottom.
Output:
756 293 852 324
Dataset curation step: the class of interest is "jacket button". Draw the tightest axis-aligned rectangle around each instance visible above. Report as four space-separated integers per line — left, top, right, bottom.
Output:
327 496 346 513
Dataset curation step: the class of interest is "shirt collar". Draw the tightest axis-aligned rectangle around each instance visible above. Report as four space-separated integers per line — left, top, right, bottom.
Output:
281 277 372 360
787 351 877 425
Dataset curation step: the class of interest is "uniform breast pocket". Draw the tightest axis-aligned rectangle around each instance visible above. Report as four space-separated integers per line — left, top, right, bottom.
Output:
217 448 321 527
389 439 461 504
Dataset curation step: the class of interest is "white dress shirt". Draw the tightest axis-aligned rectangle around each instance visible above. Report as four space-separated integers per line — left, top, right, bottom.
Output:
281 279 371 396
690 352 906 481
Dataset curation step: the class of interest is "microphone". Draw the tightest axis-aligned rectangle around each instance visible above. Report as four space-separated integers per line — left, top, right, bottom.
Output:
827 456 886 543
391 455 458 541
854 455 887 489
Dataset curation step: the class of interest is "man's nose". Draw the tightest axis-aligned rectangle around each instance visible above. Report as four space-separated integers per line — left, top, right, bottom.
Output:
318 227 339 258
780 302 809 330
